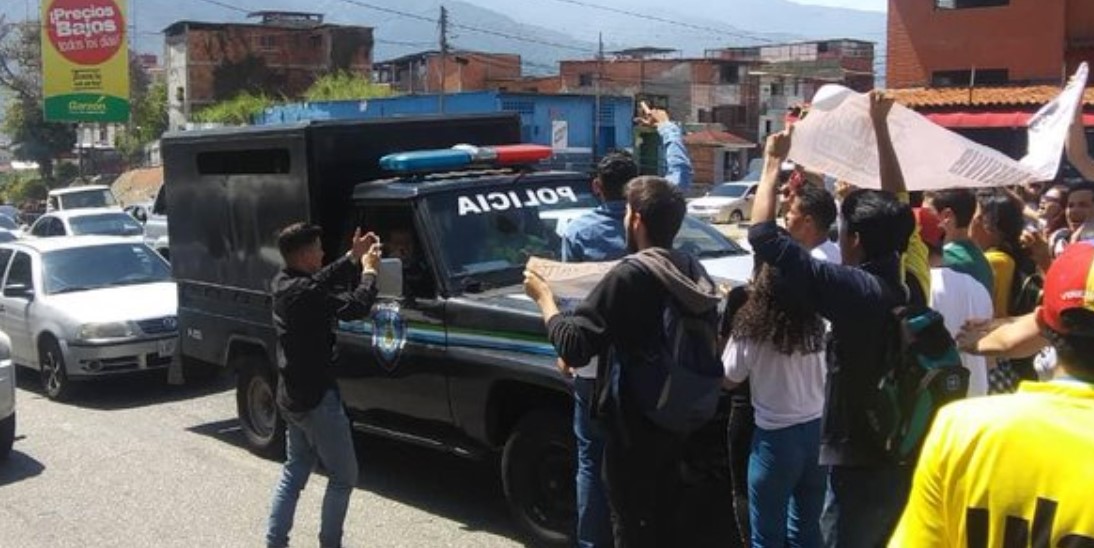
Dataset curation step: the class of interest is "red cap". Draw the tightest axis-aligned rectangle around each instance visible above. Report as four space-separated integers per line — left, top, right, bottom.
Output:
913 207 944 249
1038 241 1094 336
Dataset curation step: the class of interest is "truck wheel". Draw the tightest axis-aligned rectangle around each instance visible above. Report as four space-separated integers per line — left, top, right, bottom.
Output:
39 338 73 402
501 410 575 547
235 357 285 459
0 412 14 461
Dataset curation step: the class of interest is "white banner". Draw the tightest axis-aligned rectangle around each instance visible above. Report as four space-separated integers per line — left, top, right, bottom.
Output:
787 63 1089 191
527 256 615 301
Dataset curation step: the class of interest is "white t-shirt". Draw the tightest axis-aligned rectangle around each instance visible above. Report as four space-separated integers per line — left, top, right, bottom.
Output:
929 267 994 397
723 338 826 430
811 240 842 264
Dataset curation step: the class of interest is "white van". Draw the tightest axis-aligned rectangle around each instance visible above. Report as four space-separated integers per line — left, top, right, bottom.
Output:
46 185 120 212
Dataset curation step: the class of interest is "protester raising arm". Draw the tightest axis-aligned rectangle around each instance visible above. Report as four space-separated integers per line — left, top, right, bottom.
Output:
751 130 790 224
871 91 930 304
636 102 694 190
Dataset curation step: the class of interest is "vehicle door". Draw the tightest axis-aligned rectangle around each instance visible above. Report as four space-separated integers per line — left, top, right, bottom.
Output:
0 251 36 364
335 203 452 425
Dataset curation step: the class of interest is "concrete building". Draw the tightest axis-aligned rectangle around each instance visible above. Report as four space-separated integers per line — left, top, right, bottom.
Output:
887 0 1094 159
164 12 373 131
257 91 634 173
708 39 875 141
372 50 522 95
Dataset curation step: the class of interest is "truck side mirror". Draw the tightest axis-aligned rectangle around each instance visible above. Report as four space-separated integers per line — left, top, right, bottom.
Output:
375 258 404 298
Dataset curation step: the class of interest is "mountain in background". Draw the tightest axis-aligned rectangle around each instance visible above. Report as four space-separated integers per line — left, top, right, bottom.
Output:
2 0 886 75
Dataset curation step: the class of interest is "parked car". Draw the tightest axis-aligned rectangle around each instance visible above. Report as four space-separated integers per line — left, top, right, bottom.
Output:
46 185 119 212
28 208 144 241
686 181 759 224
0 215 22 241
0 237 177 400
124 185 169 259
0 331 13 461
541 208 754 285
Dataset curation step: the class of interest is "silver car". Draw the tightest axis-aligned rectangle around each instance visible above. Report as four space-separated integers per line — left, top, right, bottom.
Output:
0 331 13 460
0 237 178 401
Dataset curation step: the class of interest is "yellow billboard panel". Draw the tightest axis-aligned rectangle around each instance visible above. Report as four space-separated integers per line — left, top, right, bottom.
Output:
41 0 129 122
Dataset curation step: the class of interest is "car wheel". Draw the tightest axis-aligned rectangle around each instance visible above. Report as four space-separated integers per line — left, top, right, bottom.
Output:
501 409 575 548
39 338 73 402
235 356 285 459
0 412 13 461
730 210 744 223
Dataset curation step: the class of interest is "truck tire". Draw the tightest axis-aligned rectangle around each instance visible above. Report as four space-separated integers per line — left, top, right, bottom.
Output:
0 412 13 461
501 409 575 547
235 356 285 459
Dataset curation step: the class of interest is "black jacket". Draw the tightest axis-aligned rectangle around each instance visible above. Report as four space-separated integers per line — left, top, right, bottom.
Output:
749 221 907 466
272 256 378 412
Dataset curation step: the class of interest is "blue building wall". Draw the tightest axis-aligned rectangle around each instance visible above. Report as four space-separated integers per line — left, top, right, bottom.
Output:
257 92 634 172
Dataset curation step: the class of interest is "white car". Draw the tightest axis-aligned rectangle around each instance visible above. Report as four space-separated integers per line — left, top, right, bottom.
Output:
46 185 119 212
541 208 754 286
687 182 759 224
28 208 145 241
0 331 13 461
124 185 169 259
0 237 177 401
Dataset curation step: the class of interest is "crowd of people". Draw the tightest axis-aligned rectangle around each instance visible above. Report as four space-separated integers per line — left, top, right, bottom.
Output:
524 96 1094 547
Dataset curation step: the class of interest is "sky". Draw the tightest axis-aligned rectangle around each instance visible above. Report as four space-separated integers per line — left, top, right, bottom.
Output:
793 0 886 11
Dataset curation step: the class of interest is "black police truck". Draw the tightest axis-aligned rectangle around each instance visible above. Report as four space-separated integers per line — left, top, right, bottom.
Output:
163 114 736 547
163 114 596 545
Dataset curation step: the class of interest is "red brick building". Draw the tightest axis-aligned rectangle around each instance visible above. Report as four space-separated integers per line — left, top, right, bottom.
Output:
372 50 522 95
887 0 1094 158
165 12 373 130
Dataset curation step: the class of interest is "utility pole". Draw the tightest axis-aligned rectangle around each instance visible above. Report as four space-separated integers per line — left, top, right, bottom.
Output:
594 32 603 162
438 6 449 114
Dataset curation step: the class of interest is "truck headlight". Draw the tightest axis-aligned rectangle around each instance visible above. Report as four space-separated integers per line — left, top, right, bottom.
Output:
76 322 136 341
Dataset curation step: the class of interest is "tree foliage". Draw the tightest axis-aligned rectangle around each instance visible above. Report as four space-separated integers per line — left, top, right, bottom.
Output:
192 91 274 125
0 18 75 182
304 71 393 102
116 78 168 166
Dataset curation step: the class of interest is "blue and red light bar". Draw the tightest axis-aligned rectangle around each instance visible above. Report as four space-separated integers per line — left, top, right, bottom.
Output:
380 144 553 173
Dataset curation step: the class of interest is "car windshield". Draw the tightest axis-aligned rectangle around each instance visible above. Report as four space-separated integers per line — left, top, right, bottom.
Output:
43 244 171 295
0 215 18 230
69 213 144 237
675 216 748 258
710 184 748 198
426 179 597 287
58 189 116 210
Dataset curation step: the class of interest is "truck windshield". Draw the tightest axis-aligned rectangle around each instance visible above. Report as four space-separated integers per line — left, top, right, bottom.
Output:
427 180 596 285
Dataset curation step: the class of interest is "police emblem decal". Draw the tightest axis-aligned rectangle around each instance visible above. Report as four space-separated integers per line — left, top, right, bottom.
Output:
371 303 407 371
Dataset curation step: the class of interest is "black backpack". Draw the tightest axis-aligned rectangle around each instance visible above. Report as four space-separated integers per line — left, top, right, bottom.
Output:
608 259 724 434
863 305 969 464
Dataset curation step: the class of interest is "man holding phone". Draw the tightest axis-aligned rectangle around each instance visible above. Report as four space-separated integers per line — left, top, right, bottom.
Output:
266 223 383 548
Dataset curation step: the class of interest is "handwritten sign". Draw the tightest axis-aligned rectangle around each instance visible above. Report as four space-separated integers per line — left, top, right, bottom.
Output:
527 256 617 300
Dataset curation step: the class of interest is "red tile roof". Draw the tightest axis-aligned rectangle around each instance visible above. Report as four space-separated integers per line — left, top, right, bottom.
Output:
890 86 1094 108
684 130 755 148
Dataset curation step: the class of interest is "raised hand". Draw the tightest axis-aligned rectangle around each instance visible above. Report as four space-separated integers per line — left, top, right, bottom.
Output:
635 101 671 128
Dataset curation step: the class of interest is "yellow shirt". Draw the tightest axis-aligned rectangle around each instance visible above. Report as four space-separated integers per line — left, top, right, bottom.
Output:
984 249 1015 318
897 192 930 301
890 381 1094 547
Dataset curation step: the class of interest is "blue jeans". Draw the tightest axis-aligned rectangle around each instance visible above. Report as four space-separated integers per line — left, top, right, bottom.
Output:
748 419 825 548
573 377 612 548
820 464 912 548
267 389 359 548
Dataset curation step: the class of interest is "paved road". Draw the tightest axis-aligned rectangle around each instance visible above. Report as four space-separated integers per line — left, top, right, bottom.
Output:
0 371 526 548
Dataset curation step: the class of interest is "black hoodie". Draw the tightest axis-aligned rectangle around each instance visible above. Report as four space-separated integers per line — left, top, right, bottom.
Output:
546 247 719 411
